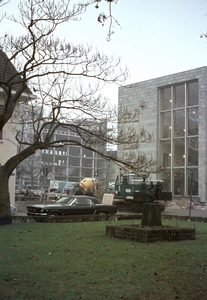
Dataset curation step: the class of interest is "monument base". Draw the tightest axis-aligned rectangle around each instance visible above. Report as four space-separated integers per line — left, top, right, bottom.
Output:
141 203 162 227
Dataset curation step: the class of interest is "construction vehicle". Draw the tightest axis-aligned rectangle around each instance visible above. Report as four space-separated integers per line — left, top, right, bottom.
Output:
50 180 79 193
79 178 102 192
113 174 172 213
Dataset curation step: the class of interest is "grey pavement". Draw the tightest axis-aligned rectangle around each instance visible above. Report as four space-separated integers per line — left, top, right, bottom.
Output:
162 205 207 218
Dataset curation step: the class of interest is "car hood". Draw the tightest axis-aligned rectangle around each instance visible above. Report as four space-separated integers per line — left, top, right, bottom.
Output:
27 204 64 209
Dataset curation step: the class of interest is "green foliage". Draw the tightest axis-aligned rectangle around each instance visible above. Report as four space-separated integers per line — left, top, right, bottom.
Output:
0 219 207 299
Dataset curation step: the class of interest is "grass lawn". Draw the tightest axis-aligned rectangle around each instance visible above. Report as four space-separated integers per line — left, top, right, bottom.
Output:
0 219 207 300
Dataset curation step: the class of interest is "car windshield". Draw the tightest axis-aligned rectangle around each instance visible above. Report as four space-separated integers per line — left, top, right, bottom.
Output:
56 197 75 205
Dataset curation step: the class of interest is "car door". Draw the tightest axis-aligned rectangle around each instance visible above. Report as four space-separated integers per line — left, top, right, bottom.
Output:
72 197 93 215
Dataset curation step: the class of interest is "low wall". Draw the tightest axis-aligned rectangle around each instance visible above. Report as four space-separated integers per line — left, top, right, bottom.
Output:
13 213 141 223
162 214 207 223
12 213 207 224
106 224 196 243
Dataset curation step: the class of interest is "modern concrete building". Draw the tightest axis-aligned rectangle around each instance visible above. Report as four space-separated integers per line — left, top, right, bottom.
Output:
118 67 207 203
17 121 109 190
41 123 108 188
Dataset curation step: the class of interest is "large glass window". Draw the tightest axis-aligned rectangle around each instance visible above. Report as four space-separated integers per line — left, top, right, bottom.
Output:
174 84 185 108
82 158 93 167
187 169 198 195
188 137 198 166
82 148 93 157
70 147 80 156
70 167 80 176
160 87 171 110
70 157 80 167
161 140 171 167
188 108 198 136
161 112 171 138
161 170 171 192
174 139 185 167
82 168 92 177
174 110 185 137
160 81 198 196
174 169 184 195
188 81 198 106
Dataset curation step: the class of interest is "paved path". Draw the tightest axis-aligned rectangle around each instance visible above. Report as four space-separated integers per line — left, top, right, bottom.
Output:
162 205 207 218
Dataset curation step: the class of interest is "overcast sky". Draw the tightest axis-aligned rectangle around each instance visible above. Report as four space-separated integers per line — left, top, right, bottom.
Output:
1 0 207 105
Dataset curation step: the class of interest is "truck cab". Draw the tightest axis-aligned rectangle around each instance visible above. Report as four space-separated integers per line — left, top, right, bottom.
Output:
114 174 171 213
115 174 155 197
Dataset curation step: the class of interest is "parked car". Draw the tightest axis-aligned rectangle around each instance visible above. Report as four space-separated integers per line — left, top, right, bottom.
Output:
26 195 117 216
11 204 17 216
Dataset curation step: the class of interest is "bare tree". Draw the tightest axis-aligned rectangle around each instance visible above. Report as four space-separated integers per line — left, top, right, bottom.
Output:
16 152 42 191
95 0 120 41
0 0 10 7
0 0 156 224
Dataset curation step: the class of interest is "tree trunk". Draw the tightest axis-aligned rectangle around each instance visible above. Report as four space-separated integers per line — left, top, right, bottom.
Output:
0 168 12 225
0 146 37 225
141 203 162 227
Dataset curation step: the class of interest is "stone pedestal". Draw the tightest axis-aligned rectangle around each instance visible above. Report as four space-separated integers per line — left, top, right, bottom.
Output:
141 203 162 227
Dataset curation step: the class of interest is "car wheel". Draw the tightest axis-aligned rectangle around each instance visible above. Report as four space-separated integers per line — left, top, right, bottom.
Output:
49 212 59 216
49 212 59 223
98 211 107 221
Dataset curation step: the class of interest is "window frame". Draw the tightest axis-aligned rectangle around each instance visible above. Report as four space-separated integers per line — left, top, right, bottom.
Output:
159 80 199 196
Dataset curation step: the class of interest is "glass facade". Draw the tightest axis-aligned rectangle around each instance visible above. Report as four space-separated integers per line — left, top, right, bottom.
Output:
174 139 185 167
160 87 171 110
174 84 185 108
159 81 198 196
38 125 107 184
161 112 171 138
174 110 185 137
161 140 171 167
161 170 171 192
